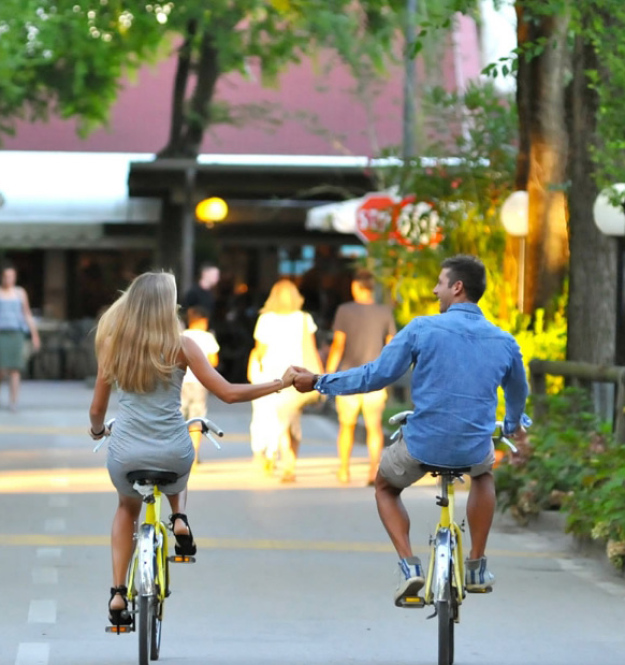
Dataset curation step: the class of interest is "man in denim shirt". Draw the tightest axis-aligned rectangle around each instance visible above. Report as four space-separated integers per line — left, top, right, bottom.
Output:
292 255 530 605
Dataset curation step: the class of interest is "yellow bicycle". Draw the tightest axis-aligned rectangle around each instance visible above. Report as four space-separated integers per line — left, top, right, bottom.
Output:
99 417 223 665
389 413 516 665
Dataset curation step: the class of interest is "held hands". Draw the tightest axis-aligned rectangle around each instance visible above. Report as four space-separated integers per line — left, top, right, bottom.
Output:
280 366 298 390
289 366 317 393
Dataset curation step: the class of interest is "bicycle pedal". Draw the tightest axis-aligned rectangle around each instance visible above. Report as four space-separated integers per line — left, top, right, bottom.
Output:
397 596 425 608
466 586 493 594
167 554 196 563
105 625 133 634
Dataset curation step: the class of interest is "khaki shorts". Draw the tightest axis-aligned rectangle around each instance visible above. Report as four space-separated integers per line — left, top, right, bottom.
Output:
335 389 387 427
180 382 208 420
379 435 495 489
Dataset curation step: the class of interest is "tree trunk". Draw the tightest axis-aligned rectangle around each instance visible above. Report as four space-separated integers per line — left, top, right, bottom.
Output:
157 26 219 159
566 30 617 365
181 31 220 157
158 20 198 159
522 11 569 317
502 4 532 318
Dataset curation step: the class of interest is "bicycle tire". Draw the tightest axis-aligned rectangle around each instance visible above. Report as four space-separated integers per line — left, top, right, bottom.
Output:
150 603 162 660
138 594 152 665
437 595 454 665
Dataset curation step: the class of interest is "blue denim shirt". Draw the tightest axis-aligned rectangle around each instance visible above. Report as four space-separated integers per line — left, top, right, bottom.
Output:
316 303 529 467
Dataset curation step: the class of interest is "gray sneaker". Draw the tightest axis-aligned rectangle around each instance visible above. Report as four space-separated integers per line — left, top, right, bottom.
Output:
465 556 495 592
394 556 425 606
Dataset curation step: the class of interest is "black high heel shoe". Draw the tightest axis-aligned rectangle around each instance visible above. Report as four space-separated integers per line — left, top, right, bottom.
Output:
108 585 132 627
170 513 197 556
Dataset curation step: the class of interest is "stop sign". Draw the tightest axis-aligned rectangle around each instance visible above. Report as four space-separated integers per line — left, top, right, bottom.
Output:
355 193 420 246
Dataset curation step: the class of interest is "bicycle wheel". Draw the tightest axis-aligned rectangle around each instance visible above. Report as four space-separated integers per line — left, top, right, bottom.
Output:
150 548 167 660
138 594 153 665
150 602 162 661
435 554 454 665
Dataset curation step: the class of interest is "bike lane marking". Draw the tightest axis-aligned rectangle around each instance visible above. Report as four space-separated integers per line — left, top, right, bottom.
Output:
27 600 56 624
15 643 49 665
2 533 570 558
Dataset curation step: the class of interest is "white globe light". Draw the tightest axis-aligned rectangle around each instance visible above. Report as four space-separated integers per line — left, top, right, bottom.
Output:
593 184 625 236
500 190 528 237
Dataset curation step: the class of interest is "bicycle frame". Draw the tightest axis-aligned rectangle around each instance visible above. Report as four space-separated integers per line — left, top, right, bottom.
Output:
126 483 169 607
423 473 465 608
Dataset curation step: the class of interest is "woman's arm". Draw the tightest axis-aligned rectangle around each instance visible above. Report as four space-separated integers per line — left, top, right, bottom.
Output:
89 367 112 438
18 287 40 351
183 336 293 403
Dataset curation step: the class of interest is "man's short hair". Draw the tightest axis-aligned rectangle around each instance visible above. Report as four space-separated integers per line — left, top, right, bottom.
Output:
352 268 375 292
441 255 486 303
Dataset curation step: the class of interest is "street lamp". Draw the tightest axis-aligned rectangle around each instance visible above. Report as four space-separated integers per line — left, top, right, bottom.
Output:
500 190 529 311
593 184 625 365
196 197 228 226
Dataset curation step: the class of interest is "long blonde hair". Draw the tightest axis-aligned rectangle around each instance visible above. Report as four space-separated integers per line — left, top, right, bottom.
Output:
260 279 304 314
95 272 182 393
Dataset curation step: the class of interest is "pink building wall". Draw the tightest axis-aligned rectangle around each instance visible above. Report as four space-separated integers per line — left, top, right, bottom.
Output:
4 15 483 158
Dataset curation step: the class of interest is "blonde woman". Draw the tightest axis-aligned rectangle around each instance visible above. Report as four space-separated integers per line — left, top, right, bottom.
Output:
249 279 323 482
89 272 295 627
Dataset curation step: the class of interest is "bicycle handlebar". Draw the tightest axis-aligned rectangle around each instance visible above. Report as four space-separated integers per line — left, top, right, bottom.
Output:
387 414 519 453
93 416 225 452
186 417 224 450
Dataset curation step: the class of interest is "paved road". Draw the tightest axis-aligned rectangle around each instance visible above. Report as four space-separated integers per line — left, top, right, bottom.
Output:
1 381 625 665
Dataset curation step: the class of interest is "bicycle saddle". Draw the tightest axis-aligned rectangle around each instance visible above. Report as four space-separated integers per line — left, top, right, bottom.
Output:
126 470 179 486
420 464 470 476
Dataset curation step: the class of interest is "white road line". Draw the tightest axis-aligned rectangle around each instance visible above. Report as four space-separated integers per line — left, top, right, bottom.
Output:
44 518 66 533
48 495 69 508
15 643 49 665
36 548 62 559
27 600 57 624
32 567 59 585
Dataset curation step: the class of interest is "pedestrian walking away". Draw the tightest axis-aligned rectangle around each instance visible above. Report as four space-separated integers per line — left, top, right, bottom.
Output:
291 254 531 606
0 261 40 412
180 305 220 464
182 262 220 319
88 271 297 628
248 278 324 482
325 268 396 485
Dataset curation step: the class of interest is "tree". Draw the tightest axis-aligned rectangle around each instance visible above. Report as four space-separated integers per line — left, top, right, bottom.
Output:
566 2 625 365
0 1 405 155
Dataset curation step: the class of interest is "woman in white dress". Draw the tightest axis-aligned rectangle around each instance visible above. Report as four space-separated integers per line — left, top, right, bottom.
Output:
248 279 324 482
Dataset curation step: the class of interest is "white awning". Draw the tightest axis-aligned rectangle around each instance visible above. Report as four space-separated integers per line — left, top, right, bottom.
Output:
0 151 161 225
305 198 365 233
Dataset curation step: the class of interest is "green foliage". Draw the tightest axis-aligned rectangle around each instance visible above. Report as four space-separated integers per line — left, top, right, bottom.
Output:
565 435 625 569
495 389 603 522
495 387 625 570
367 81 517 325
0 0 404 138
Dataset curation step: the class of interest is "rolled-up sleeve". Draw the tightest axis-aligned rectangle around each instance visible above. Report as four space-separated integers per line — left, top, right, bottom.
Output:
501 338 530 434
315 324 416 395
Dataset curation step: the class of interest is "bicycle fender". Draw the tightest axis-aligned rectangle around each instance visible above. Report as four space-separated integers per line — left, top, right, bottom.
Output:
137 524 157 597
432 528 452 604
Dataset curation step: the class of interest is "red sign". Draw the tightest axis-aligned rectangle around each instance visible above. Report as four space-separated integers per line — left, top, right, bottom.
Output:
355 193 442 248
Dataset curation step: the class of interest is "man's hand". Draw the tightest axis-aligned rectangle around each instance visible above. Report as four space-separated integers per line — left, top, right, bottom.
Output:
290 366 318 393
509 425 531 463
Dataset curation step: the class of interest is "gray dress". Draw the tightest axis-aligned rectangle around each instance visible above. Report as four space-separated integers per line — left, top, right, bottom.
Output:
107 367 194 497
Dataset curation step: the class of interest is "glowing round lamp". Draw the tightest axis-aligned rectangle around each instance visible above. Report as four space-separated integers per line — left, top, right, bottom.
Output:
593 184 625 236
196 197 228 223
500 190 528 237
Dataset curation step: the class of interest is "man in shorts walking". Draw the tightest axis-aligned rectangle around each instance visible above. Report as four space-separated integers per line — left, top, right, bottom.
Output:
326 269 396 485
291 255 530 605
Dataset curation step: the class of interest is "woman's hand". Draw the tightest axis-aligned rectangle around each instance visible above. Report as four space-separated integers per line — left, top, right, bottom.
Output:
281 366 297 388
88 423 110 440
